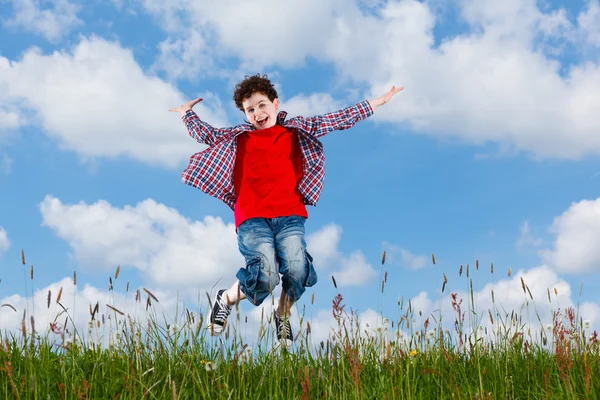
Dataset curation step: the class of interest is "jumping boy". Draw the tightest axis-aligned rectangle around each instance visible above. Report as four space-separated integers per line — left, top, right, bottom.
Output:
170 74 402 348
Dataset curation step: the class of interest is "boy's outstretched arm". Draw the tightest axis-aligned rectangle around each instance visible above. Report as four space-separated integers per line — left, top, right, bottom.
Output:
368 85 404 110
169 97 232 146
293 85 404 138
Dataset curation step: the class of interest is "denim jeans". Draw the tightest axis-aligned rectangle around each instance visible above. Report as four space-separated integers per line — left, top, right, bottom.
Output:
236 215 318 306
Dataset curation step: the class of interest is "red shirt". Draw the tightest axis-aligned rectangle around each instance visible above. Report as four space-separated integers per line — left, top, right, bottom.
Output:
233 124 308 227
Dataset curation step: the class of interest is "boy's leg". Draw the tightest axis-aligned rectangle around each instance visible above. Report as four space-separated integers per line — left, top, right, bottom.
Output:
272 216 318 347
235 218 279 306
275 216 317 311
223 281 246 305
207 218 278 336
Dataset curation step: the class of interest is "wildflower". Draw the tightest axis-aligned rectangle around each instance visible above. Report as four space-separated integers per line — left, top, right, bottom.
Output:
409 349 418 357
583 320 591 330
239 347 253 364
168 324 179 336
205 361 217 372
427 330 436 339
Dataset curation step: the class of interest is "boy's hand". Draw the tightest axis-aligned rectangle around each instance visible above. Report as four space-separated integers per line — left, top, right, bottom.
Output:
169 97 203 116
369 86 403 110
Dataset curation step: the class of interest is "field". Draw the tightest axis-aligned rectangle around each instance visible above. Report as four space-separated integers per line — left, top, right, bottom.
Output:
1 251 599 399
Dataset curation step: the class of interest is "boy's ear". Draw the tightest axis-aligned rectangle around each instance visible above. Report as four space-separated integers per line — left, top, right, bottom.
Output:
274 98 279 110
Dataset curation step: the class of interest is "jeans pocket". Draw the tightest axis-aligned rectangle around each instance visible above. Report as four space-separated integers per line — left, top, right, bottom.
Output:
304 251 318 287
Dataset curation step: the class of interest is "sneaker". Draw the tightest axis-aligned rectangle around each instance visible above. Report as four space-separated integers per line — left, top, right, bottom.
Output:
274 311 293 349
207 289 232 336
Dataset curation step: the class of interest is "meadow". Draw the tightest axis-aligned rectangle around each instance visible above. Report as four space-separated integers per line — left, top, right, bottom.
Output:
1 250 598 399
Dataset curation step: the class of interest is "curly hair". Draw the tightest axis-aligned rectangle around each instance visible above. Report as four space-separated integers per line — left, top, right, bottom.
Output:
233 74 279 111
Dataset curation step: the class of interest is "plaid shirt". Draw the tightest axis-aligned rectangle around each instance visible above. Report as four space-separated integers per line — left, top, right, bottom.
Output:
181 100 374 210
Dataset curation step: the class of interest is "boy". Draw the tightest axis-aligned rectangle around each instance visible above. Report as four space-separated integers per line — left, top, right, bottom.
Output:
170 74 402 348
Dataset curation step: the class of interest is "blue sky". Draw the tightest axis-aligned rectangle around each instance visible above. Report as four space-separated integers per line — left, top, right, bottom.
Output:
1 0 600 346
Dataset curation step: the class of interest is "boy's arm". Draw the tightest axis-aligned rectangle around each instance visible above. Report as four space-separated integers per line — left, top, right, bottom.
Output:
294 86 403 138
170 97 234 146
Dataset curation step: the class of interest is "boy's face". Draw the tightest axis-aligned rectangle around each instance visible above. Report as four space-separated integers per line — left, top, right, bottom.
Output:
242 92 279 130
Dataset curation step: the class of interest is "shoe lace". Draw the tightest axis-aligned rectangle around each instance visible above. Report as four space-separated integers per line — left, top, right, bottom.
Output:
277 315 292 339
214 296 231 323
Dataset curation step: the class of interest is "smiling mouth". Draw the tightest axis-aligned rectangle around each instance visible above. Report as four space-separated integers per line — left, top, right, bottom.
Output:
256 117 268 126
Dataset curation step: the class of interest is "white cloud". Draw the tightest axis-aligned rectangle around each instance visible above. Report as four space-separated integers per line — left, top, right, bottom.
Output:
306 223 377 286
405 265 600 338
245 301 389 347
39 196 375 290
282 93 342 119
540 198 600 274
142 0 600 160
0 226 10 256
383 242 428 270
3 0 82 42
306 223 342 268
0 276 190 346
516 220 543 248
578 0 600 47
152 31 216 81
0 37 229 168
39 195 243 289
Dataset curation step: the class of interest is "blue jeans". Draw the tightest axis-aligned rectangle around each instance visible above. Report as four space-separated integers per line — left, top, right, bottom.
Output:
236 215 318 306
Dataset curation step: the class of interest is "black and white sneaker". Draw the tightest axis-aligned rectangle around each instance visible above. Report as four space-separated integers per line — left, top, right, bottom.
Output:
274 311 293 349
207 289 232 336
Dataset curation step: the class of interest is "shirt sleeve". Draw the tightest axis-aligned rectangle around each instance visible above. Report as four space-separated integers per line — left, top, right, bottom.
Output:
182 110 236 146
290 100 374 138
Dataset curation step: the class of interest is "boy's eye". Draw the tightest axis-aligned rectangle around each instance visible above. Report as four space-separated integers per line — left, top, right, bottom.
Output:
259 104 265 108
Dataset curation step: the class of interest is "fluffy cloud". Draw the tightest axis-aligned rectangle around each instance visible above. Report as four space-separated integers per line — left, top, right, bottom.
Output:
142 0 600 160
282 93 342 119
3 0 82 42
306 223 378 286
578 0 600 47
40 196 376 290
540 198 600 274
405 265 600 337
0 37 229 168
382 242 428 270
516 220 543 249
0 276 187 346
39 195 243 289
0 226 10 256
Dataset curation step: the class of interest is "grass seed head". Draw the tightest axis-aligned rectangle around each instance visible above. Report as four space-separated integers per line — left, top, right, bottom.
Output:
106 304 124 316
144 288 159 302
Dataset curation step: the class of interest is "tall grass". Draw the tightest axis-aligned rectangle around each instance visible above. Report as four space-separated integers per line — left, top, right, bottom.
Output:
1 250 599 399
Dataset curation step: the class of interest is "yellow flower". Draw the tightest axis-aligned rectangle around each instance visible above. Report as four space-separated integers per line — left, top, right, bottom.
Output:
409 350 418 357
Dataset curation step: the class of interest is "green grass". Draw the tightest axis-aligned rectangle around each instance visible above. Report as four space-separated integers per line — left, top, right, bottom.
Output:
1 251 599 399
